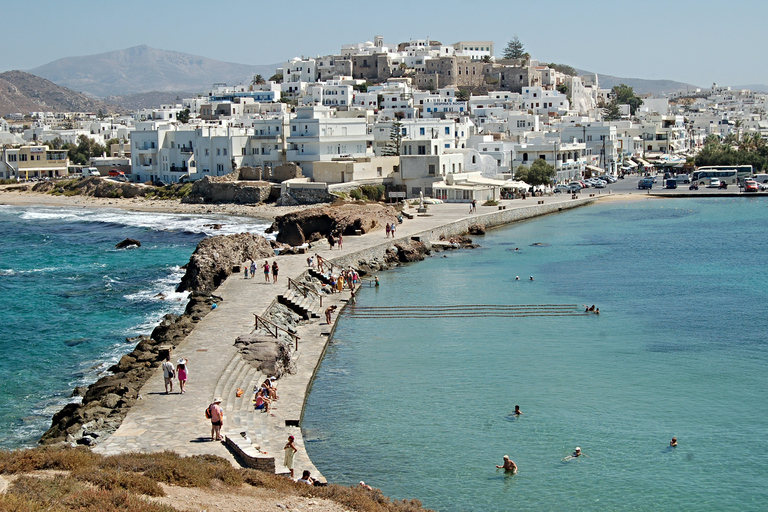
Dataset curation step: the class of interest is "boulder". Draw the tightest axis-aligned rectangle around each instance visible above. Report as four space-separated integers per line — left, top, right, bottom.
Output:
176 233 274 293
234 335 291 375
467 223 486 235
115 238 141 249
270 204 398 246
183 174 272 204
393 240 431 263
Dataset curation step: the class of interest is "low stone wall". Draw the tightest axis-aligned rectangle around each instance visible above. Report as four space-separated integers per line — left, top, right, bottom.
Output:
224 432 279 472
185 176 272 204
331 197 596 268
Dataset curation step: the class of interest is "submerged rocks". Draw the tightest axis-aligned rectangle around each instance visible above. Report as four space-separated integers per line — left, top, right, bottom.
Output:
269 204 398 246
176 233 274 294
115 238 141 249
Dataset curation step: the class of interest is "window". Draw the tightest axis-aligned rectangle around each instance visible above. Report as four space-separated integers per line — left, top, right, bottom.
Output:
522 153 528 162
223 148 227 156
418 145 426 155
420 127 425 136
587 135 593 141
205 149 209 156
377 167 382 177
445 127 450 135
292 126 297 132
217 149 221 156
428 164 435 175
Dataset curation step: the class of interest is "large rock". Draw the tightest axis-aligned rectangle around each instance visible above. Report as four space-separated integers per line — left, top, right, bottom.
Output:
183 174 272 204
176 233 274 293
234 335 291 375
115 238 141 249
269 204 398 246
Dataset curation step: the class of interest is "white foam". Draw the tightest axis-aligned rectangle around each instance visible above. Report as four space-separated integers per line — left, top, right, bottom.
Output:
10 206 272 237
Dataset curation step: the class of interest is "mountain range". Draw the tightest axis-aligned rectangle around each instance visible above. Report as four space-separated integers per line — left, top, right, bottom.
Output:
29 45 278 98
2 46 765 115
0 71 123 117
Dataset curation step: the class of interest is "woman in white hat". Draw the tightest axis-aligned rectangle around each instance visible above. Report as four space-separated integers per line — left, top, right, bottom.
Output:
209 397 223 441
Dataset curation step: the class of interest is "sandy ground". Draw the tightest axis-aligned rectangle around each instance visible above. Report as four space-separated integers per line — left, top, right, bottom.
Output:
152 482 352 512
0 473 352 512
0 187 315 220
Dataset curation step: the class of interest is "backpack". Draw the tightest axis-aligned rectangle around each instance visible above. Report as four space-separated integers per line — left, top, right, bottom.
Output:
204 405 212 419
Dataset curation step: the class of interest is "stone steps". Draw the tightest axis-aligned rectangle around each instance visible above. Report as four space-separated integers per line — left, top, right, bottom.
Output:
308 268 332 285
226 364 256 429
234 368 263 431
212 353 243 403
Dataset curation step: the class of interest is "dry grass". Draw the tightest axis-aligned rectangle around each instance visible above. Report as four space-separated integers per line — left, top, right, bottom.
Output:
0 447 433 512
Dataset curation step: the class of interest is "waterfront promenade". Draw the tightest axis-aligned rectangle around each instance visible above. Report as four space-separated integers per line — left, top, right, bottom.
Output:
93 193 597 479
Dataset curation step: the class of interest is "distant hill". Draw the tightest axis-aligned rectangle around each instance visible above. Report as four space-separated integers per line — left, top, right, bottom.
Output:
729 84 768 92
0 70 123 117
102 91 194 111
576 69 698 95
29 45 279 98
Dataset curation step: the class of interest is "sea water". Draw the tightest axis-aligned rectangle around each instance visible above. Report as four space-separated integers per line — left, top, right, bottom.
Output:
303 197 768 511
0 205 269 449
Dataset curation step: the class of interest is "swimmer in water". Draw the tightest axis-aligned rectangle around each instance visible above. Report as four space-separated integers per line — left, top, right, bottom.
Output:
572 447 582 457
670 437 677 447
515 276 520 281
529 276 534 281
514 405 522 416
496 455 518 473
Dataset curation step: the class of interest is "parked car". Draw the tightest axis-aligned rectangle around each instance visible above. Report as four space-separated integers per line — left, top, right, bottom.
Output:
638 178 653 190
676 174 690 184
85 167 100 176
665 179 677 189
108 169 125 177
553 184 570 193
744 180 759 192
594 181 607 188
706 178 721 188
568 182 583 190
752 173 768 183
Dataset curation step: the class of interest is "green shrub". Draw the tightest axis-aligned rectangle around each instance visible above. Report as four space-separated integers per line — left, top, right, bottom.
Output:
483 199 498 206
361 184 385 201
349 189 363 200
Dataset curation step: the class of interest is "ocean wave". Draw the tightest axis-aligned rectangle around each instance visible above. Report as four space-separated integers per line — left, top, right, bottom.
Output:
10 206 271 237
0 269 14 276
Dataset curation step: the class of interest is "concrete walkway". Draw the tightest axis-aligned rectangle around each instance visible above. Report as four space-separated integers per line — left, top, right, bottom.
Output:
94 194 596 476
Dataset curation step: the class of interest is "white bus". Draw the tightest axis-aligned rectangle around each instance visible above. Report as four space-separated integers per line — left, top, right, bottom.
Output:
691 165 753 185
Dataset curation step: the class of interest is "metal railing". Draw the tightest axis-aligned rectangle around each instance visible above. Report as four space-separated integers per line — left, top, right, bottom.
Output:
316 254 343 274
287 277 320 299
253 314 300 351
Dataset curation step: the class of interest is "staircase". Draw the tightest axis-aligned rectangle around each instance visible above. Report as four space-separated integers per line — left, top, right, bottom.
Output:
308 268 332 285
278 289 322 320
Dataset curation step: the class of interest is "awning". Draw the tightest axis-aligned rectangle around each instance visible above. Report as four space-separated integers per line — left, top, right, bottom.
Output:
633 157 652 167
623 160 638 168
585 165 604 174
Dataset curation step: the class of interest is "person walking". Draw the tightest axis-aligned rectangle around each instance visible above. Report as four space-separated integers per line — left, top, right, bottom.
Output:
385 223 391 238
390 222 396 237
209 397 223 441
162 355 175 394
338 233 343 250
271 261 279 283
249 259 256 279
284 435 298 478
176 358 188 394
263 260 271 283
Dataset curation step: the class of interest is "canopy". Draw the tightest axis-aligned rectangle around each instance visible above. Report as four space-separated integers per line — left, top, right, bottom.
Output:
585 165 604 174
504 180 530 189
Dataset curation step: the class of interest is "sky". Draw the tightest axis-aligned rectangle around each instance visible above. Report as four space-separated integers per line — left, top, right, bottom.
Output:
2 0 766 88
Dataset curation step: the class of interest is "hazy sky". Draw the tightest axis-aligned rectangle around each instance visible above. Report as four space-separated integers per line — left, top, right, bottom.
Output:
3 0 765 87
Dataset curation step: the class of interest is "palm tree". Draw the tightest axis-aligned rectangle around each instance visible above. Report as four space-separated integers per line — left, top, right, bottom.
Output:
252 74 266 85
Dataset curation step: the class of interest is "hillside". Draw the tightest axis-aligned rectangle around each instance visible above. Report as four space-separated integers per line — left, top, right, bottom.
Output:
30 45 279 97
102 90 195 110
0 70 123 116
576 69 698 95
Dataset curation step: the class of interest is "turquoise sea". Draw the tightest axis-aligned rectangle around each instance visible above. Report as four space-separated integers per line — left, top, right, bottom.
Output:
0 205 269 449
303 197 768 511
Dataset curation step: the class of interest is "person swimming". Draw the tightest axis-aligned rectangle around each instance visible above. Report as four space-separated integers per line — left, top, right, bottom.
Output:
670 437 677 447
572 447 582 457
514 405 522 416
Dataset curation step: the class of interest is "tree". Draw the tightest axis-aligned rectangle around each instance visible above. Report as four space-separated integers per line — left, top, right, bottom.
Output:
252 74 265 85
269 73 283 83
529 158 556 185
556 83 568 95
481 55 492 63
176 108 190 124
599 100 622 121
503 36 525 60
611 84 642 115
382 120 403 157
547 63 577 76
97 109 105 119
456 89 470 101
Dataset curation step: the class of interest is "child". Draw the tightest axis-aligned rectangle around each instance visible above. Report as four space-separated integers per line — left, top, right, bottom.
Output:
176 358 188 393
